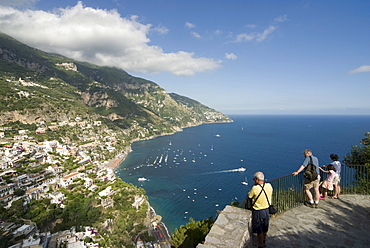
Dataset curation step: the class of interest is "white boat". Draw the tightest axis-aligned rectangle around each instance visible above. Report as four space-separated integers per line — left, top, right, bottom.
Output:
215 134 221 137
236 167 246 172
138 177 147 181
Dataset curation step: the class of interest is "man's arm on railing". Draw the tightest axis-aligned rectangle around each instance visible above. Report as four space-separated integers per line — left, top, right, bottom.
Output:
292 165 305 176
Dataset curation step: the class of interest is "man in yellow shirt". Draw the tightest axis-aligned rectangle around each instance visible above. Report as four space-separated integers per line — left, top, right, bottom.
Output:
248 171 273 248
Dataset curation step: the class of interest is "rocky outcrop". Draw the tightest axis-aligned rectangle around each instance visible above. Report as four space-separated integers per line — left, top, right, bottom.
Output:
80 91 118 108
0 48 51 72
0 110 70 125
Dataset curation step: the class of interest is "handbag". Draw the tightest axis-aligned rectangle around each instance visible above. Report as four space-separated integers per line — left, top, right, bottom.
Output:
268 205 277 214
245 197 253 210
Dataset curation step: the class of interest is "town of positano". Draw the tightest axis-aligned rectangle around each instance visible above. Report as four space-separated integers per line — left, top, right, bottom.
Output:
0 32 231 248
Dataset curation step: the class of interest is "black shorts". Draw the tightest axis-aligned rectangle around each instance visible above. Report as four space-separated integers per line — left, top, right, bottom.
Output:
252 208 270 234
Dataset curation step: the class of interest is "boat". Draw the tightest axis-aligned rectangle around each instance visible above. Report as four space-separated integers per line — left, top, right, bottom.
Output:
241 176 248 185
138 177 147 181
236 167 246 172
215 134 221 137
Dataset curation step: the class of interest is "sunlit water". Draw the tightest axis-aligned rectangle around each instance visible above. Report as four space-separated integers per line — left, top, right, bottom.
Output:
115 115 370 233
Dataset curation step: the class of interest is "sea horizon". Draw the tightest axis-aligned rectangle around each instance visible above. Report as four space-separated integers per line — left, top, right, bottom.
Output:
116 114 370 233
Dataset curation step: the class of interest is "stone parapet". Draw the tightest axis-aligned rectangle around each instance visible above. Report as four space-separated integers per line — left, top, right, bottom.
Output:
197 205 252 248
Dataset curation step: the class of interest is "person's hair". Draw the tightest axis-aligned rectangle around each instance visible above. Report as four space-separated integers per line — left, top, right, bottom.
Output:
303 149 312 155
330 154 339 161
254 171 265 181
327 164 336 172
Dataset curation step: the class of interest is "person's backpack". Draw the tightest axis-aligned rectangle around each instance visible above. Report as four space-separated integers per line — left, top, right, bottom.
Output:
304 156 318 183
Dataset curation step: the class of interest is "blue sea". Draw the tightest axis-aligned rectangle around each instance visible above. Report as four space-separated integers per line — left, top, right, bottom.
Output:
115 115 370 233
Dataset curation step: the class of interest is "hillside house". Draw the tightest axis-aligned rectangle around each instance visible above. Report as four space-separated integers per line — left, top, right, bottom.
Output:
30 173 44 182
84 177 93 188
11 174 29 187
0 158 11 170
55 146 70 156
48 126 58 131
98 186 113 198
18 130 29 135
21 235 42 248
25 188 42 201
59 172 83 187
12 224 35 237
93 121 102 126
101 197 114 208
46 164 63 174
49 191 65 206
35 128 46 134
0 183 15 198
0 193 13 204
132 195 145 209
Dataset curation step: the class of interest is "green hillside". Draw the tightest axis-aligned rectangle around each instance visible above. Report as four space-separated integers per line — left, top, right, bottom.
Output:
0 32 232 139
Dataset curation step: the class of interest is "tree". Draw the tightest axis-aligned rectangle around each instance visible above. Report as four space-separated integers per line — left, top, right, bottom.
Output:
13 188 25 196
344 132 370 165
344 133 370 194
170 217 214 248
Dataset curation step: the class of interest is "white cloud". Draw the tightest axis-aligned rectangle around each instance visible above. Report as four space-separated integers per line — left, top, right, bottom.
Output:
0 0 37 8
348 65 370 74
0 2 220 76
256 25 276 42
191 31 201 39
185 22 196 29
274 14 288 23
233 15 287 43
214 29 222 35
234 25 276 43
225 53 237 60
234 33 254 42
153 24 169 35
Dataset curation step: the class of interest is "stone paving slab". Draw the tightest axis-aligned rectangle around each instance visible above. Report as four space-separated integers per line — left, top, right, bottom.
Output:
197 205 252 248
262 195 370 248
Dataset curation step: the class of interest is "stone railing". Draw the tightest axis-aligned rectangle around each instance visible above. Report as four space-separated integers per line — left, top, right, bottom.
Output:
196 205 252 248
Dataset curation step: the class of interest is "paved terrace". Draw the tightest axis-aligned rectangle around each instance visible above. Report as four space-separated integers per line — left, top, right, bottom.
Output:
197 194 370 248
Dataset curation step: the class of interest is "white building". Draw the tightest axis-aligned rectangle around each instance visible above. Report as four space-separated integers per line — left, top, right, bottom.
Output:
98 186 113 198
49 191 65 205
59 172 82 187
12 224 35 237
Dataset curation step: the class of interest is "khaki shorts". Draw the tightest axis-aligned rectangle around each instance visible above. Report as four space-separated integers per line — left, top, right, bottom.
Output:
332 175 340 185
304 175 321 190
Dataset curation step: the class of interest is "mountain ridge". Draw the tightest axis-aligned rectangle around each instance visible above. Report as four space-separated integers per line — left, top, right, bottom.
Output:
0 31 232 139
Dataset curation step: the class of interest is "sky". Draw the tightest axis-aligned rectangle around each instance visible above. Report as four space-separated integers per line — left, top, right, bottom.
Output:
0 0 369 115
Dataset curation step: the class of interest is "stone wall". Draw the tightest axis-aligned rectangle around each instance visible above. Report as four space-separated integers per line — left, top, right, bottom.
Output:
197 205 252 248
